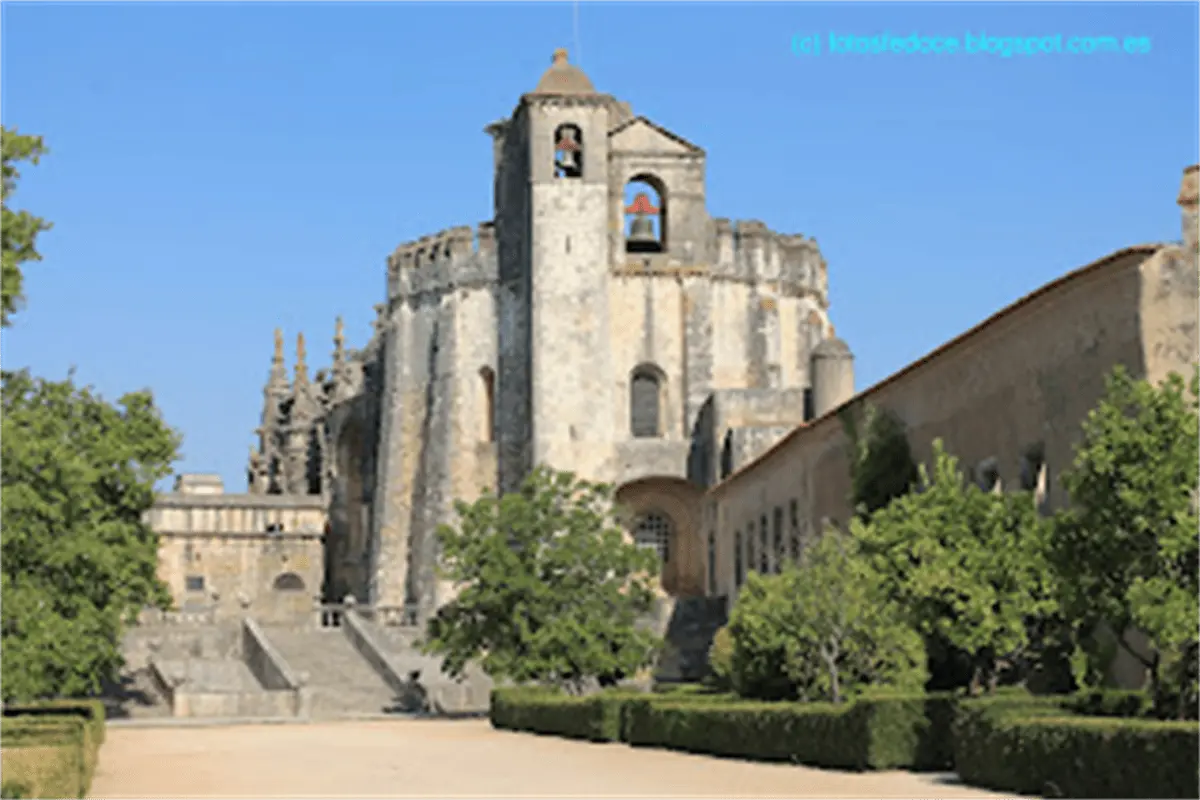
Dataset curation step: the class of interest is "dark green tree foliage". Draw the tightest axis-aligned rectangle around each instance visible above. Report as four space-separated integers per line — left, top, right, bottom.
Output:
859 441 1059 694
422 467 662 694
1 127 52 327
1 371 179 702
726 528 926 703
2 127 180 701
840 403 919 519
1053 367 1199 717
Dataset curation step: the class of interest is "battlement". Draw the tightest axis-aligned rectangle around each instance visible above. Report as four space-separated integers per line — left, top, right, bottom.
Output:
710 218 828 301
387 221 499 299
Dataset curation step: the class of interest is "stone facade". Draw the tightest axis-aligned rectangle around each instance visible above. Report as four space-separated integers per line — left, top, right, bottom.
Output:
162 49 848 625
704 166 1199 686
147 474 325 624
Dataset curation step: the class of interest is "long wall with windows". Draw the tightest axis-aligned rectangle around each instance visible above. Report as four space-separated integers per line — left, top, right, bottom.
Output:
705 167 1199 622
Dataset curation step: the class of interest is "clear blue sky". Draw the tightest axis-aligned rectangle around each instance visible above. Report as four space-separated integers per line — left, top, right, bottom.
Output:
3 1 1197 492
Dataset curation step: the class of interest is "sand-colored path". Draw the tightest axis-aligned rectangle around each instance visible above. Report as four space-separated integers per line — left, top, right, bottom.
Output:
89 718 1018 798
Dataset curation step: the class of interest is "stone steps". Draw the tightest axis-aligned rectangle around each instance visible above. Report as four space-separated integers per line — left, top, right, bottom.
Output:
260 625 401 718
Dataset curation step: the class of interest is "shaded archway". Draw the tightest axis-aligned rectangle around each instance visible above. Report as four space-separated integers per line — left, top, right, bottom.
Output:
615 476 705 597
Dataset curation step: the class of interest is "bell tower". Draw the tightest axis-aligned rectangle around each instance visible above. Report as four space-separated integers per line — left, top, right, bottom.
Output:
495 49 617 489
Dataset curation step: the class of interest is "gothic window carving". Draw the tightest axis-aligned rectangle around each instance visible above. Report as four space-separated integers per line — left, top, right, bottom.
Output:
630 365 663 438
554 124 583 179
480 367 496 443
633 512 672 562
273 572 306 592
624 175 666 254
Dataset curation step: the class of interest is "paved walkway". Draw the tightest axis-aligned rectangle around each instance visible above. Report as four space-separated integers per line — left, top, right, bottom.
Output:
89 718 1019 798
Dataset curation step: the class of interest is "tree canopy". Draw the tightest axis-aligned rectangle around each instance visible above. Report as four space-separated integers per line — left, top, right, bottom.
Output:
727 526 926 703
857 441 1059 693
841 402 919 519
2 126 52 327
1 127 180 703
1052 366 1199 714
421 466 663 693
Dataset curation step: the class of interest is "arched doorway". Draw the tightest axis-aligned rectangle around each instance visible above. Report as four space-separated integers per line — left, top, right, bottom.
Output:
614 476 705 597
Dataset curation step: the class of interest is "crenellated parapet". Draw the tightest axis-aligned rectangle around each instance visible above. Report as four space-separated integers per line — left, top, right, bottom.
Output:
709 218 829 306
387 221 499 300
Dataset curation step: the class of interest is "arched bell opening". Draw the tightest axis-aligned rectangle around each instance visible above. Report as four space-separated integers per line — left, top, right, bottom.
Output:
624 174 667 254
554 123 583 179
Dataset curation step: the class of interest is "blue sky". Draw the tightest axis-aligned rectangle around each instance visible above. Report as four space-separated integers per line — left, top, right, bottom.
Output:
3 1 1197 492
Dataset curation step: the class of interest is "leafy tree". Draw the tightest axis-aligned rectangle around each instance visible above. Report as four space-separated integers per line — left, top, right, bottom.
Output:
1 124 180 702
1 370 179 702
1052 367 1199 715
859 441 1059 694
421 466 663 694
840 402 919 519
1 127 51 327
727 528 926 703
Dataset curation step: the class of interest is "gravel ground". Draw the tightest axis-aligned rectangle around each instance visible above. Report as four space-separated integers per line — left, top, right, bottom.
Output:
89 718 1022 799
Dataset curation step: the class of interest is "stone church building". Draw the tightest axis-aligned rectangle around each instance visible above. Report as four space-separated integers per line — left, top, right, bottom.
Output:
232 48 850 623
148 53 1197 685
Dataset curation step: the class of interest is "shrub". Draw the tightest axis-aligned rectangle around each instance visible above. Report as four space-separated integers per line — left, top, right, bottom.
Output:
954 696 1200 798
489 687 631 742
0 717 88 799
624 693 959 771
705 627 733 692
1065 688 1154 719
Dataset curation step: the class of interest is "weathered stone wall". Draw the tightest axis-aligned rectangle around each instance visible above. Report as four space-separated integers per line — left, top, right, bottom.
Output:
149 493 325 622
710 240 1198 607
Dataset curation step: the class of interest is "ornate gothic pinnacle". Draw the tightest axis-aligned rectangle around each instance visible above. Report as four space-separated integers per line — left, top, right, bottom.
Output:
266 327 289 395
333 317 346 366
295 333 309 385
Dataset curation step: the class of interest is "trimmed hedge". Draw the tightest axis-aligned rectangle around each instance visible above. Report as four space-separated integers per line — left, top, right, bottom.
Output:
954 695 1200 798
624 693 959 771
0 700 107 799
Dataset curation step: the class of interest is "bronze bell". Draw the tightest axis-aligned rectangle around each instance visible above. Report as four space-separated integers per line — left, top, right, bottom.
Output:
628 214 657 243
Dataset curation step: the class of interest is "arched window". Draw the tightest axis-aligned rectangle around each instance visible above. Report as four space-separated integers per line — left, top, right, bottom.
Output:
479 367 496 443
633 512 672 562
707 531 717 594
759 515 770 573
273 572 305 592
554 124 583 179
747 527 757 575
624 175 667 254
734 530 744 587
630 365 663 438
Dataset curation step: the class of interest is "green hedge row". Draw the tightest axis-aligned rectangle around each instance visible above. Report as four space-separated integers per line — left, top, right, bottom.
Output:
954 695 1200 799
491 686 958 770
0 700 106 799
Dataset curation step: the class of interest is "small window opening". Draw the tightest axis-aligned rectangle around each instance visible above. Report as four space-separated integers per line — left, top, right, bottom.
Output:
734 530 745 587
634 512 672 562
185 575 205 592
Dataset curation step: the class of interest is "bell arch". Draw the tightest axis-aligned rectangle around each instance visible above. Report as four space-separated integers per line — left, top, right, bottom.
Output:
554 123 583 179
615 476 705 597
624 174 667 254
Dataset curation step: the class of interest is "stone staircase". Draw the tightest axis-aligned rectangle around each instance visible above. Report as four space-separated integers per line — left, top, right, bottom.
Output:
360 620 492 713
260 625 401 718
659 596 729 682
101 667 174 721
